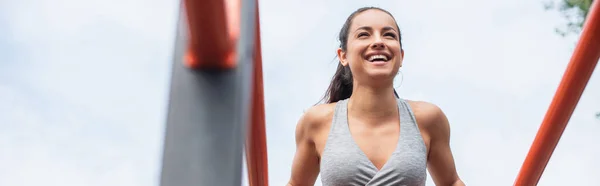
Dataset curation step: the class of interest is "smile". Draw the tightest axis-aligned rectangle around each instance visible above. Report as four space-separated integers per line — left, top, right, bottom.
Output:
365 53 392 62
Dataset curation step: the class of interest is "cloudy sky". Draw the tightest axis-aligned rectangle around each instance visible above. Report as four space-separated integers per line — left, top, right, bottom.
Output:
1 0 599 185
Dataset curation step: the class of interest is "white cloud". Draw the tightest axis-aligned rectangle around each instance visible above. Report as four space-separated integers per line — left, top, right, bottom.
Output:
0 0 177 185
0 84 151 186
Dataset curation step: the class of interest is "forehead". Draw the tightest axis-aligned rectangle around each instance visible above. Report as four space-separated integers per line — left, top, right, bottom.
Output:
350 9 397 30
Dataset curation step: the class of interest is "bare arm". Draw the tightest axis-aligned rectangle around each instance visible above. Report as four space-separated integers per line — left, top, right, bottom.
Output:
286 111 321 186
424 104 465 186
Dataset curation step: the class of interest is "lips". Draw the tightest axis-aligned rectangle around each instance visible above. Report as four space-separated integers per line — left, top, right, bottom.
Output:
365 53 391 62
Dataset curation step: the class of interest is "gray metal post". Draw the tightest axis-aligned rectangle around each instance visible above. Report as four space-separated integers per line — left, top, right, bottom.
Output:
158 0 257 185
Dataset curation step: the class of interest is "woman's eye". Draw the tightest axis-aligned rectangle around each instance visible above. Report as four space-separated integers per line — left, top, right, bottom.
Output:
385 33 397 38
358 33 369 37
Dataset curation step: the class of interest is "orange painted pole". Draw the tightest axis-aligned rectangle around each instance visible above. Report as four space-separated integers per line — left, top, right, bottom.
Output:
245 0 269 185
183 0 240 69
514 1 600 185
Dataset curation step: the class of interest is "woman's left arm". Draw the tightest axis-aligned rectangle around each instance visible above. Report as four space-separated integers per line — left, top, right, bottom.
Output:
423 104 465 186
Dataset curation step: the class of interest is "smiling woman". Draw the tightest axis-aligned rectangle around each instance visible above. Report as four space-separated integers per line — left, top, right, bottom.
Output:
286 7 465 186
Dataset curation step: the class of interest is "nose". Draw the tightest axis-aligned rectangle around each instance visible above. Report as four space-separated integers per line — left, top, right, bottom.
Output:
371 36 385 50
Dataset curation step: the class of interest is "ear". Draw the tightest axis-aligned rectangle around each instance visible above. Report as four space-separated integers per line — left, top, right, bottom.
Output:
399 49 405 67
337 48 348 66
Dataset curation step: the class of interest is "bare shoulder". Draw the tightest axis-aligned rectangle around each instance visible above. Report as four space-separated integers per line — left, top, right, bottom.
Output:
405 100 449 131
295 103 336 140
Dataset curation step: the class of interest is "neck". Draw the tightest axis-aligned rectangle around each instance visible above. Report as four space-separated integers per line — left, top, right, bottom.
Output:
347 83 398 123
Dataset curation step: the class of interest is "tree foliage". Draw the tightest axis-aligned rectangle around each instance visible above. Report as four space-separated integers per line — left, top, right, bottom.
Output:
545 0 594 36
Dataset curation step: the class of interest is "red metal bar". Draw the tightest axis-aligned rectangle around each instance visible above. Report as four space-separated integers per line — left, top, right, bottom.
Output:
183 0 240 69
245 1 269 185
514 1 600 185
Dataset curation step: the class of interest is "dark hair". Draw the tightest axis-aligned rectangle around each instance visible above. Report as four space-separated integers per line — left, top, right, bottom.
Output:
320 7 403 104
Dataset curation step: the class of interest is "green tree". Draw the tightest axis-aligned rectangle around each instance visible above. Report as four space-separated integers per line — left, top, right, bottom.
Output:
545 0 594 36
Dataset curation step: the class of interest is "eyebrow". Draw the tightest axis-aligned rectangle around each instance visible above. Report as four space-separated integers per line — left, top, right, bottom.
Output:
354 26 397 33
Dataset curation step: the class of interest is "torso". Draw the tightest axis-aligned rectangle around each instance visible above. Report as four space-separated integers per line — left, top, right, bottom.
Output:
310 100 432 165
306 98 434 185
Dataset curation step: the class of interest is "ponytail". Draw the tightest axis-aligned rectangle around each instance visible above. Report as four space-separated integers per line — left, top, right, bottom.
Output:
322 63 353 103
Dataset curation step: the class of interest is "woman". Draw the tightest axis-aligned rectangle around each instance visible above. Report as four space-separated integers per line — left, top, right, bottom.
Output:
286 7 465 186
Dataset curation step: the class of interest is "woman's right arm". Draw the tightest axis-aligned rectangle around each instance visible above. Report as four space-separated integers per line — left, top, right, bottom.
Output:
287 111 321 186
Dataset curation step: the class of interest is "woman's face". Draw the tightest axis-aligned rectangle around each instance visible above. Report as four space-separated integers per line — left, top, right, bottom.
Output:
338 9 404 86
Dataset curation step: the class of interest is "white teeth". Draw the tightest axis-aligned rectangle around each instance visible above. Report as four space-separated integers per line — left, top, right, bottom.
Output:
368 55 388 62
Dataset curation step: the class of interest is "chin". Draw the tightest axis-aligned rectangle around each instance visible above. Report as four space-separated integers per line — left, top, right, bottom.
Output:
365 70 396 81
357 60 399 83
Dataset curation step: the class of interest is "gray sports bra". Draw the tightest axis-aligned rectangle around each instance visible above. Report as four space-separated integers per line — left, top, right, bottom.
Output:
319 98 427 186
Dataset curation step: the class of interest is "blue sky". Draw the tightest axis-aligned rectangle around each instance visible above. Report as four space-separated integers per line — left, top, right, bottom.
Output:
1 0 599 185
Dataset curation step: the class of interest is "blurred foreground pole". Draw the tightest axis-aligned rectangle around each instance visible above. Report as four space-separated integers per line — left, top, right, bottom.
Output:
158 0 259 185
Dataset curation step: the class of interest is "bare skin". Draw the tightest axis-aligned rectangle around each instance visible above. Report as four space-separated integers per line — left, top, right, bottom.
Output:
287 9 465 186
